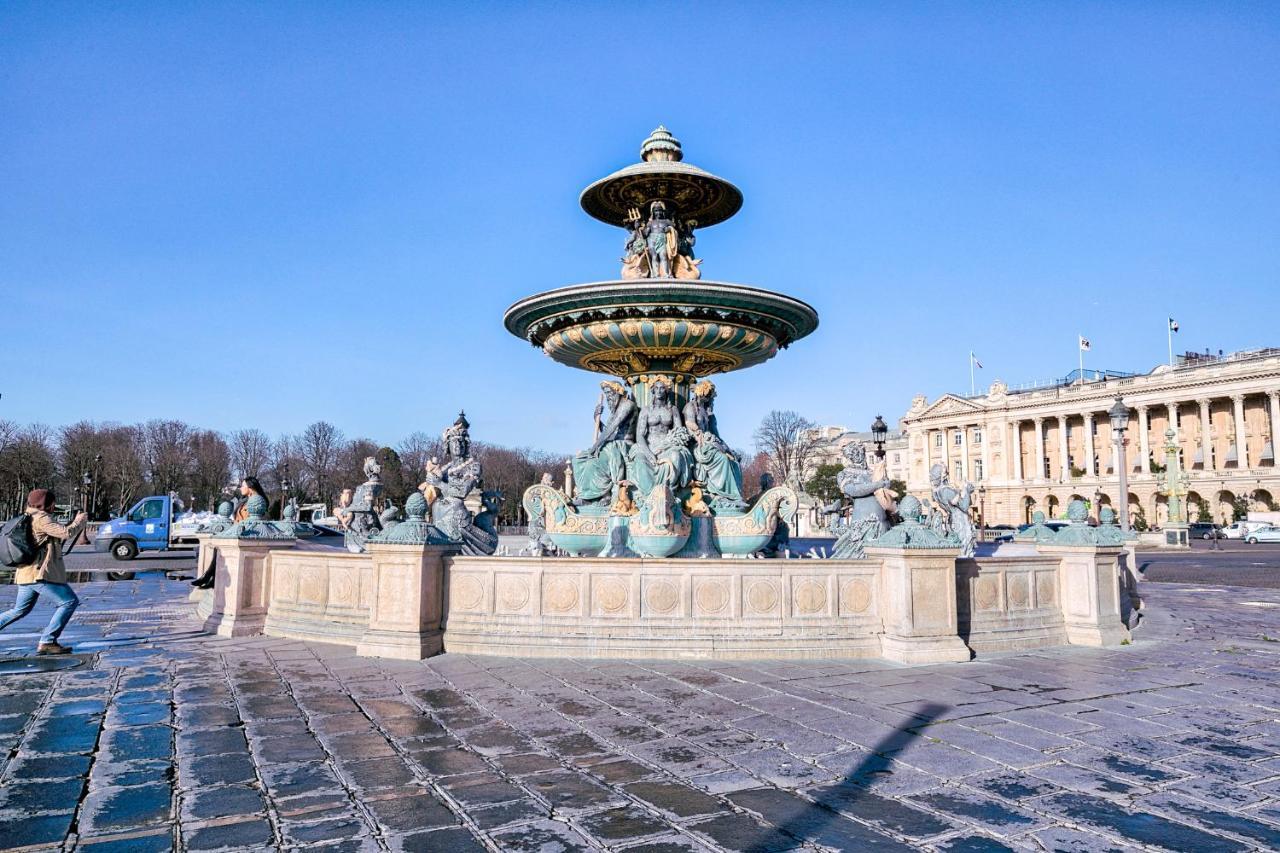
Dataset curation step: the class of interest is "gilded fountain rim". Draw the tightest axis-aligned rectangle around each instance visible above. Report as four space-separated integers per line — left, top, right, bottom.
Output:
504 280 820 348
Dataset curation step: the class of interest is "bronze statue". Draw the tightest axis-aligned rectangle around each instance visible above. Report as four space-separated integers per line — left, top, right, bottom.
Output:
682 380 745 510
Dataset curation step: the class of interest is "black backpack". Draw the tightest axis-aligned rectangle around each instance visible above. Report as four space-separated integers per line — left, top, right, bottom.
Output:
1 514 39 568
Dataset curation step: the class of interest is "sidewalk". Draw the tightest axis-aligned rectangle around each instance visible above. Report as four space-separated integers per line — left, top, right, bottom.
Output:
0 579 1277 852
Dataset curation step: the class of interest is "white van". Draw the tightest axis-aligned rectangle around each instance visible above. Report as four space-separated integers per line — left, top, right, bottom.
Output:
1221 520 1271 540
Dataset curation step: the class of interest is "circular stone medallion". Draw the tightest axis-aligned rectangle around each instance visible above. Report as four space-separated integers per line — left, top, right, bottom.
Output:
840 578 871 614
544 577 580 613
975 577 999 610
694 579 730 615
452 576 485 612
499 577 531 611
746 581 779 614
645 580 679 615
793 580 827 615
596 577 629 614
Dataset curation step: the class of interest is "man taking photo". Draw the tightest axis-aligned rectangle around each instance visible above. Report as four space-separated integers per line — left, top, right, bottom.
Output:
0 489 88 655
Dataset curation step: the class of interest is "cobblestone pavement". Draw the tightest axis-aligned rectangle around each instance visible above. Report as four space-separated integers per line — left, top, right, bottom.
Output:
0 578 1277 852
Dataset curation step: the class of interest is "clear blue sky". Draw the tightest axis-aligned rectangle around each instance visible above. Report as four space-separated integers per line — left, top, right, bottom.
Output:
3 2 1277 455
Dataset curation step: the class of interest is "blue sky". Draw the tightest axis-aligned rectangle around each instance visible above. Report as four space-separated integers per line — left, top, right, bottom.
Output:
3 2 1277 455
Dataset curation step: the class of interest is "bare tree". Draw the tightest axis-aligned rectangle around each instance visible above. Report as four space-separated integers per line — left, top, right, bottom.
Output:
752 410 817 489
300 421 344 507
397 431 441 486
188 430 231 511
228 428 271 480
0 424 56 518
143 419 194 494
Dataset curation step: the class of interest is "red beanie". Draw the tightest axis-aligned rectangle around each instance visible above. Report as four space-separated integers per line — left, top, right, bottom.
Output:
26 489 54 511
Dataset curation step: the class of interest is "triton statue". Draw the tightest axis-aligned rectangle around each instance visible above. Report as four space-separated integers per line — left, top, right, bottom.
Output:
930 463 977 558
831 443 891 558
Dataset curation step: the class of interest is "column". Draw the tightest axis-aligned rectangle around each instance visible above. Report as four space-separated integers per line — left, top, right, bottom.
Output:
1270 392 1280 459
959 424 970 481
980 422 991 483
1011 421 1024 482
1057 415 1070 481
1138 406 1151 473
941 427 951 474
1083 412 1096 477
1034 417 1046 481
1198 398 1213 470
1167 402 1179 438
1233 394 1248 468
922 428 932 480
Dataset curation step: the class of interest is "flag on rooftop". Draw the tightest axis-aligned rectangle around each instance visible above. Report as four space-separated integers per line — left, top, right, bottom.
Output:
1078 335 1091 351
971 352 983 369
1169 318 1179 332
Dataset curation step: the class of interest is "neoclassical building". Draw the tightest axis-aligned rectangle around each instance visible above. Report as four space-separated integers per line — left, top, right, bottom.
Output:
900 348 1280 526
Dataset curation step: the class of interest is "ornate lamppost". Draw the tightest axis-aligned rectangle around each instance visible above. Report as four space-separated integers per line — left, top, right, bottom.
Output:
870 415 888 461
81 468 93 515
977 482 987 542
1108 395 1131 532
280 462 293 506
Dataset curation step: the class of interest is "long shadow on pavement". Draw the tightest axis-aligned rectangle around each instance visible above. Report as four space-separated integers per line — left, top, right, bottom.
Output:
732 702 951 852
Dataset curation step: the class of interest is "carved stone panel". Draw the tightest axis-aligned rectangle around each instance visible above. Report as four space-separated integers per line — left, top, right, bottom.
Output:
974 576 1000 612
839 577 873 615
543 575 581 615
331 566 359 609
451 572 487 613
592 575 631 617
790 576 830 617
743 578 781 617
909 569 951 631
272 564 298 605
692 576 732 618
642 577 680 617
1006 573 1030 610
1036 571 1057 608
298 566 327 607
377 566 418 626
496 573 532 614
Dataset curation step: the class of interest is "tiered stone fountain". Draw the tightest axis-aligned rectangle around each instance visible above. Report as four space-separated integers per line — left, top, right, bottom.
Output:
506 127 818 559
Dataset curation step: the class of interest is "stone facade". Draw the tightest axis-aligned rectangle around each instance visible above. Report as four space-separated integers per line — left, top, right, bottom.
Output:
805 427 911 485
901 348 1280 526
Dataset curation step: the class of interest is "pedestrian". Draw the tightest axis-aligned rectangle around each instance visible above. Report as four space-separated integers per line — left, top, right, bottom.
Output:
0 489 88 655
191 476 268 589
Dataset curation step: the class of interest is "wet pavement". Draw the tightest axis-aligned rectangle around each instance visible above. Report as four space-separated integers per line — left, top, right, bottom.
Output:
0 577 1277 852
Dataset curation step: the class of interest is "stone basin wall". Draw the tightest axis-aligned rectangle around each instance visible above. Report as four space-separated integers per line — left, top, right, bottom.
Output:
957 556 1068 653
195 536 1130 663
441 556 884 660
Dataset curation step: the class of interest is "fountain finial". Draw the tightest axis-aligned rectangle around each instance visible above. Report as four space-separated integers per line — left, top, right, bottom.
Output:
641 126 682 163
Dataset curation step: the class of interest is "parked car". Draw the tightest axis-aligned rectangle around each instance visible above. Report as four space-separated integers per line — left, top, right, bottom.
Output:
1245 525 1280 545
1189 522 1222 540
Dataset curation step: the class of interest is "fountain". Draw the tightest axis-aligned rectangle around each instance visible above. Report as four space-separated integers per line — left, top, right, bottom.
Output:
507 127 817 558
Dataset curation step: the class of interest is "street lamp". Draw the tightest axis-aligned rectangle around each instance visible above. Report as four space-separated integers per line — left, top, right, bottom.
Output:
978 482 987 542
870 415 888 460
1108 395 1131 532
81 468 92 515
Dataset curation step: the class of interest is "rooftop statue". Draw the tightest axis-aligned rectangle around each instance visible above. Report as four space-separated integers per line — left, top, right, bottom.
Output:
930 463 977 558
425 412 498 556
831 443 891 558
682 380 745 511
572 381 637 508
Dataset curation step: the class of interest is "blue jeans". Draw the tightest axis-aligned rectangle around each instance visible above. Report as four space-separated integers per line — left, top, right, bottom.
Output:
0 582 80 645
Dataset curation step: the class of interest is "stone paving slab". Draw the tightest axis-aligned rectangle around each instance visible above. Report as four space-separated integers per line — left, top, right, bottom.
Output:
0 578 1277 852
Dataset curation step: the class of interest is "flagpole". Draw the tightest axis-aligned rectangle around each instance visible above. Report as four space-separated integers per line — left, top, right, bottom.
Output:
1078 337 1084 386
1167 319 1174 367
969 351 975 396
